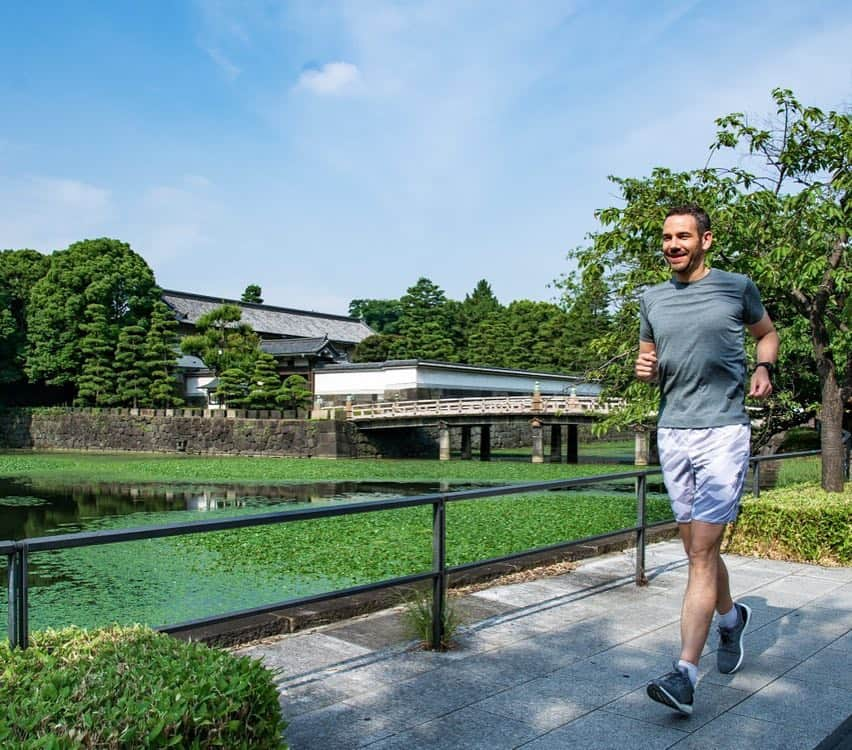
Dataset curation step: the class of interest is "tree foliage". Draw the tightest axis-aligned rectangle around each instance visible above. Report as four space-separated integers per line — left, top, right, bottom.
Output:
146 301 183 408
216 367 250 409
276 374 311 412
26 239 157 388
74 304 116 406
564 88 850 491
348 298 403 334
0 249 50 384
351 334 402 363
180 304 260 375
391 278 458 361
246 352 282 409
114 324 150 408
241 284 263 304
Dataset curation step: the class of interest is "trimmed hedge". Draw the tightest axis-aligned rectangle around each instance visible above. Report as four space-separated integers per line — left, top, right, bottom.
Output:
0 625 287 749
726 483 852 565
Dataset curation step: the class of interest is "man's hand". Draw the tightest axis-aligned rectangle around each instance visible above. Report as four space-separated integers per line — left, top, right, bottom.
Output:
635 350 658 383
748 368 773 399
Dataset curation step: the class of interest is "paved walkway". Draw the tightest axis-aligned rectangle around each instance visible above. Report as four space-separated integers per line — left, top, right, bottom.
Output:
236 540 852 749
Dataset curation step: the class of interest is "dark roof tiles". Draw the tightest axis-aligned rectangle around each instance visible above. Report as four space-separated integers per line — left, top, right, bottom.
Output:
162 290 374 344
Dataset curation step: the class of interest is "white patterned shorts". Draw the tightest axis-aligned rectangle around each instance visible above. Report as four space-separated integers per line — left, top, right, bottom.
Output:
657 424 751 524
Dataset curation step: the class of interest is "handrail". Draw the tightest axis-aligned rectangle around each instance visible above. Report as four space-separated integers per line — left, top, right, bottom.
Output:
3 449 829 649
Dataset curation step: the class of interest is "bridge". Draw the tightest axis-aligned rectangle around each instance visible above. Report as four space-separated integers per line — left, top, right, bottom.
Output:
343 394 627 463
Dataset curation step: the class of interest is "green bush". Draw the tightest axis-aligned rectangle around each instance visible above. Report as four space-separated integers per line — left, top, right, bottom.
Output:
0 625 287 749
727 483 852 565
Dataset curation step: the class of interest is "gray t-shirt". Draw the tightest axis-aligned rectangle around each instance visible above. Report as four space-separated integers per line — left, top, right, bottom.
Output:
639 269 766 428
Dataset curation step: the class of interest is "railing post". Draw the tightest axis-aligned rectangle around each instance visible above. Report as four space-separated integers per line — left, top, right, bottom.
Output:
635 475 647 586
752 460 761 498
8 547 28 649
431 497 447 650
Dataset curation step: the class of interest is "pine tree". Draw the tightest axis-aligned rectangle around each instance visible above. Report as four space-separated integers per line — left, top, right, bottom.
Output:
246 352 282 409
456 279 502 362
145 301 183 408
276 374 311 412
466 312 512 367
216 367 250 408
180 303 260 374
394 278 457 361
114 323 150 407
74 303 116 406
241 284 263 304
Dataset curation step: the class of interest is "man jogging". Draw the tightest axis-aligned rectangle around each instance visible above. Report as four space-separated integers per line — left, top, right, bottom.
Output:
636 205 779 716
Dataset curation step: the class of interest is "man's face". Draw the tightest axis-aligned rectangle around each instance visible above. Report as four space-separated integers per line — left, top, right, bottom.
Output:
661 214 712 281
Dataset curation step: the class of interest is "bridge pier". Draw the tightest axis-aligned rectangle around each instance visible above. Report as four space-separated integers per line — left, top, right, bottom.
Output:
531 419 544 463
634 430 648 466
566 424 578 464
460 426 472 460
549 425 562 463
480 425 491 461
439 421 451 461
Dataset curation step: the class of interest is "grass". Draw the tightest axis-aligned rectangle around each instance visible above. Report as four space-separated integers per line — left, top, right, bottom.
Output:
0 451 631 485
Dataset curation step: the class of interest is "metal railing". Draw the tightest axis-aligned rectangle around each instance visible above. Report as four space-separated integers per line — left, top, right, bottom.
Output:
2 449 832 650
750 449 824 497
3 470 665 650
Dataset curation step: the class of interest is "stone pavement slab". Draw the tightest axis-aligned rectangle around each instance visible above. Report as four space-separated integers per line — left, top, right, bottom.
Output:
235 540 852 749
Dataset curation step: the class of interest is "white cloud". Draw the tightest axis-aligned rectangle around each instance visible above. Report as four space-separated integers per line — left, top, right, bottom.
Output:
203 45 241 80
0 176 113 252
296 62 362 96
31 177 111 213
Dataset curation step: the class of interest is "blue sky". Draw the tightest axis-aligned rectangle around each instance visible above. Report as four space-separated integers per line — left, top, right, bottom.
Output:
1 1 850 315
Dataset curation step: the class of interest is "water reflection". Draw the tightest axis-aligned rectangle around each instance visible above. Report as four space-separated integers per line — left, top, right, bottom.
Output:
0 478 463 540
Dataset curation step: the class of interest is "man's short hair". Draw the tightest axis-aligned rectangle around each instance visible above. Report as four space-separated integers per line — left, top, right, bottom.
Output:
665 205 711 236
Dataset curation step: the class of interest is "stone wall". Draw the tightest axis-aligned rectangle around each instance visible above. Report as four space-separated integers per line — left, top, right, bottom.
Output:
0 408 359 458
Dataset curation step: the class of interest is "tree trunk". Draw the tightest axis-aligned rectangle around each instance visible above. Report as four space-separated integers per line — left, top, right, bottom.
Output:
819 369 845 492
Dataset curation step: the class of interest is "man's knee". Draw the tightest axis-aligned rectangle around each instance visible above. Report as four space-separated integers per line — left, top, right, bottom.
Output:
686 544 722 571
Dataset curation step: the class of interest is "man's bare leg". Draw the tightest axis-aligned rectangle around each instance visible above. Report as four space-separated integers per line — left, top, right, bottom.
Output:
679 522 734 616
678 520 731 666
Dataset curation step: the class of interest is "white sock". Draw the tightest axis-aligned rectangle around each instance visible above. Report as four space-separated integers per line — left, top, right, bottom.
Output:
677 659 698 687
717 604 739 630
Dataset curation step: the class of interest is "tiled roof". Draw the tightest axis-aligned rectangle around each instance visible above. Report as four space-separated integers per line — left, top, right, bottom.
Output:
261 337 341 357
161 290 374 344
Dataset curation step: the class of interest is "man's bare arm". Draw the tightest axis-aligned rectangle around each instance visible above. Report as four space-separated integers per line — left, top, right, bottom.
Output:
635 340 658 383
747 313 779 399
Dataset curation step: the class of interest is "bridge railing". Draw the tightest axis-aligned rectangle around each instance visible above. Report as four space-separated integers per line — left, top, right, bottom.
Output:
348 395 624 420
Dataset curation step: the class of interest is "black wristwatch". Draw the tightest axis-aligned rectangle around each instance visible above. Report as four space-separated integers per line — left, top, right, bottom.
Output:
754 362 776 379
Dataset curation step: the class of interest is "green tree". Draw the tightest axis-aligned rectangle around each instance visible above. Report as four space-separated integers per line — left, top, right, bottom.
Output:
466 311 513 368
180 304 261 375
246 352 282 409
352 334 402 363
392 278 457 361
0 249 50 384
114 324 150 408
566 88 850 491
276 374 311 412
241 284 263 304
503 300 570 372
74 304 116 406
26 238 157 387
553 266 613 374
461 280 502 325
145 301 183 408
348 298 403 334
216 367 250 408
